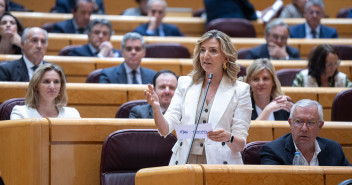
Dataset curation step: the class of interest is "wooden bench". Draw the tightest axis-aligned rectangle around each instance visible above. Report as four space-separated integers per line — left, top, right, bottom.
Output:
0 118 351 185
12 12 352 38
0 82 348 120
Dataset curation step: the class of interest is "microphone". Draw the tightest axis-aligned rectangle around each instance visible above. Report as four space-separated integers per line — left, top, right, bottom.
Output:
185 73 213 164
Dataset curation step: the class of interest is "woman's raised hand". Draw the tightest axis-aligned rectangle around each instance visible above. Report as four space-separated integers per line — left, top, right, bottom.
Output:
144 84 160 108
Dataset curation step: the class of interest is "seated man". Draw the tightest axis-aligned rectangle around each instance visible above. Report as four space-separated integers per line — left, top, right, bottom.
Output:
99 32 156 84
69 19 121 57
51 0 105 14
260 99 351 166
247 19 300 60
52 0 94 34
133 0 183 37
289 0 338 38
0 27 50 81
129 69 178 118
122 0 148 16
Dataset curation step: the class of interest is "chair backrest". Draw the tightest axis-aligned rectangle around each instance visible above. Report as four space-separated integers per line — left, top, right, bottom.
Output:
336 7 352 18
115 100 148 118
309 45 352 60
237 64 246 78
58 45 82 56
206 18 256 38
100 129 177 185
0 98 25 120
86 69 103 83
331 89 352 121
145 43 191 58
237 48 250 59
41 22 54 33
276 68 303 86
241 141 269 164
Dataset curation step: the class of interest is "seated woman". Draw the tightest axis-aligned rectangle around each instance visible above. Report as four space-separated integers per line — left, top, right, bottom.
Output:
10 64 81 119
293 44 352 87
0 12 23 54
245 58 293 120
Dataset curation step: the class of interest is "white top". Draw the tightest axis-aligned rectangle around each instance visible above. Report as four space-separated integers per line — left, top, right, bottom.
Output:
10 105 81 120
293 139 321 166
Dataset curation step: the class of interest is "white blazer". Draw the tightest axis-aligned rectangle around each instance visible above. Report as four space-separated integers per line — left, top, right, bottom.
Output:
164 75 252 165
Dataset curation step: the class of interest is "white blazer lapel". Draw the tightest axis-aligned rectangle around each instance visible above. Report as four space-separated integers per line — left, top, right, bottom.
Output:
183 81 202 125
208 76 236 128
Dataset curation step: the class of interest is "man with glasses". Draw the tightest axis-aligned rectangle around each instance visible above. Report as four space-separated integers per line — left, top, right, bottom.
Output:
289 0 338 38
246 19 300 60
99 32 156 84
260 99 350 166
69 19 121 57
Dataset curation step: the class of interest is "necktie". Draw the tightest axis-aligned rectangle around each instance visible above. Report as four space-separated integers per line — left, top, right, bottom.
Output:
77 28 85 34
132 70 138 84
311 30 317 38
32 65 38 72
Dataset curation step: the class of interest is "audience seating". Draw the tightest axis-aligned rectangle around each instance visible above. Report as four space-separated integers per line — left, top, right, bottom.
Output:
58 45 82 56
0 98 25 120
206 18 256 38
331 89 352 121
241 141 269 165
41 22 54 33
115 100 148 118
86 69 103 83
309 44 352 60
100 129 176 185
237 48 250 59
336 7 352 18
145 43 191 58
237 64 247 77
276 68 303 86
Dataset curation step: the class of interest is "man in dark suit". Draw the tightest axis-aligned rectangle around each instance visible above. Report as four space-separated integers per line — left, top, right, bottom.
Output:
69 19 121 57
133 0 183 37
52 0 94 34
0 27 49 81
100 32 156 84
247 19 300 60
129 69 178 118
52 0 105 14
289 0 338 38
260 99 351 166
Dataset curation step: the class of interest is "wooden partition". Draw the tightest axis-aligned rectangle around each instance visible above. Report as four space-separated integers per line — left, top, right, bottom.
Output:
136 164 352 185
0 82 348 120
1 119 351 185
12 12 352 38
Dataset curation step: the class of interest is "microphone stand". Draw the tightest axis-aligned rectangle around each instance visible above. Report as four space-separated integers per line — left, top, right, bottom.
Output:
185 73 213 164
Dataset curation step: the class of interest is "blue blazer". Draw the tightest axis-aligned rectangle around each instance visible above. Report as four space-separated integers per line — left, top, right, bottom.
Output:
246 44 300 59
289 23 338 38
52 19 76 34
69 44 121 57
0 57 48 82
129 104 154 118
100 63 156 84
133 23 184 37
53 0 105 14
260 133 351 166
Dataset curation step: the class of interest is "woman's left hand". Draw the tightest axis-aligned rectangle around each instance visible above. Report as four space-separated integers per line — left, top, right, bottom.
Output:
207 128 231 142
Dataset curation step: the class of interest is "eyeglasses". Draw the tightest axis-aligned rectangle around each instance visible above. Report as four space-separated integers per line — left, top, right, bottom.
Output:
326 60 341 68
270 34 288 41
124 46 143 52
293 119 319 129
308 10 323 16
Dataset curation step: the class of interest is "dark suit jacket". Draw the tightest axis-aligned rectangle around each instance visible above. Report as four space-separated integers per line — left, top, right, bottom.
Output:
133 23 184 36
204 0 257 24
250 96 290 120
69 44 121 57
260 133 351 166
0 57 48 82
52 19 76 34
129 104 154 118
53 0 105 14
246 44 300 60
99 63 156 84
289 23 339 38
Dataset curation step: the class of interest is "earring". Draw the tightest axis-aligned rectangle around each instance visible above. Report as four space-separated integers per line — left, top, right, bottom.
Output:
223 63 227 70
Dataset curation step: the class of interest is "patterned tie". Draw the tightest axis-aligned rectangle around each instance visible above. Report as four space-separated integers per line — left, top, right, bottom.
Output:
132 70 138 84
32 65 38 72
311 30 317 38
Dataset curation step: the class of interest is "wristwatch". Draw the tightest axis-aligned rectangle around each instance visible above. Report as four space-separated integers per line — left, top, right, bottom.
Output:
226 134 234 143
